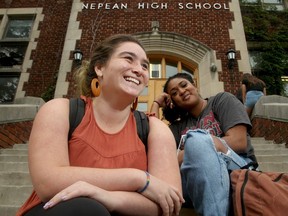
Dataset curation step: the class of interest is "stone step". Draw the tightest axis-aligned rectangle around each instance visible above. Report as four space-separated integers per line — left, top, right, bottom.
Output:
0 149 28 155
253 143 286 150
254 149 288 156
0 162 28 172
258 162 288 173
0 155 28 162
11 144 29 149
256 154 288 163
0 185 33 206
0 205 20 216
0 172 31 185
250 137 275 144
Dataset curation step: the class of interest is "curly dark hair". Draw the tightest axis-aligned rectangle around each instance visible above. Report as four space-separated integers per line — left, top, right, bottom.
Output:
162 73 194 123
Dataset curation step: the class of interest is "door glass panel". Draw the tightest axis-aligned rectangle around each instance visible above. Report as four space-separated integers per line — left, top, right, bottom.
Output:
137 102 148 112
166 64 178 78
140 86 148 96
182 65 194 77
150 60 161 78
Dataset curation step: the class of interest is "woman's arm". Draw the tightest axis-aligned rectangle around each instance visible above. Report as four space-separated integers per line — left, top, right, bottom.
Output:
212 124 248 154
29 99 149 200
29 99 183 215
241 84 246 104
263 87 267 96
150 92 171 118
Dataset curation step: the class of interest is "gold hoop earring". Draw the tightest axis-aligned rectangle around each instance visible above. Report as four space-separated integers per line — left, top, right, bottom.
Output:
91 78 101 97
131 97 138 111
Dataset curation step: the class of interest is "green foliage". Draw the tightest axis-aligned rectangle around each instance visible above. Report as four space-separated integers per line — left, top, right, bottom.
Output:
41 83 56 102
240 1 288 95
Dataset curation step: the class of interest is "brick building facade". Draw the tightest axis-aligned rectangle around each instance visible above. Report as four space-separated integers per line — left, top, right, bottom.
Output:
0 0 251 108
1 1 288 148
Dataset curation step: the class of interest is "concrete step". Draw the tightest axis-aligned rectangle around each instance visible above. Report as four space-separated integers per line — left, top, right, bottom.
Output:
0 185 33 206
0 149 28 155
0 205 20 216
256 154 288 163
254 148 288 156
253 143 286 149
0 154 28 162
258 162 288 173
0 162 28 172
250 137 274 144
0 172 31 185
11 144 29 149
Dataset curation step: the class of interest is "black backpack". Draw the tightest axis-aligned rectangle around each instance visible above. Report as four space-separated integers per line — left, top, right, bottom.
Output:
68 98 149 151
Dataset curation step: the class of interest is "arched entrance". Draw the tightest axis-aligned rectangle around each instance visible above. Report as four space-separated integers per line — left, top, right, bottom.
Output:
134 32 224 114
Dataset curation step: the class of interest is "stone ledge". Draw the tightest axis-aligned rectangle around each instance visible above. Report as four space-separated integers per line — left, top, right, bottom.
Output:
251 95 288 122
0 97 45 124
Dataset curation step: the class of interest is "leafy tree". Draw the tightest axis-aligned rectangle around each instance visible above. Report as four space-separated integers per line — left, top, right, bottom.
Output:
240 1 288 95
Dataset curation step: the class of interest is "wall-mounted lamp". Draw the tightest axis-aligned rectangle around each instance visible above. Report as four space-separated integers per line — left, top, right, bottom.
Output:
73 48 83 64
226 48 236 72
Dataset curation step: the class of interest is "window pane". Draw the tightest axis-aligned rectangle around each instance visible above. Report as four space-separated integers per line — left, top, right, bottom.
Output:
140 86 148 96
137 102 148 112
249 51 262 69
182 65 194 76
4 19 33 39
0 74 19 103
166 64 178 78
263 0 282 3
150 61 161 78
0 42 27 66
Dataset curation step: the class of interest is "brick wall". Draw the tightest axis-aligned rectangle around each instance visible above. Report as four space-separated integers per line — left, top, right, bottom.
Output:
0 121 33 148
1 117 287 149
1 0 242 98
251 117 288 147
0 0 73 99
67 0 239 97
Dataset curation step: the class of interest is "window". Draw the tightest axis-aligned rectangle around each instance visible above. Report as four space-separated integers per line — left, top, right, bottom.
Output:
241 0 285 10
0 72 20 103
150 60 161 78
3 18 33 40
0 16 33 68
149 56 194 79
0 15 34 103
282 76 288 97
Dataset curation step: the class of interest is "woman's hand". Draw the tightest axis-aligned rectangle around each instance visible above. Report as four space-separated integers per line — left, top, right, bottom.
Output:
154 93 174 109
43 181 116 212
141 174 185 216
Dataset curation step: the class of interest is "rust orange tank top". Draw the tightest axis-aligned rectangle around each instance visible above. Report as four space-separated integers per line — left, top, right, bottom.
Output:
16 97 147 216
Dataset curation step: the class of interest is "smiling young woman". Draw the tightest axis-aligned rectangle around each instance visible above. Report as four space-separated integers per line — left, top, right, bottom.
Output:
17 34 184 216
151 72 257 216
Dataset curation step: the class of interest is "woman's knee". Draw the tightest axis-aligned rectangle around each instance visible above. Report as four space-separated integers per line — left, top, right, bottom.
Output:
184 130 214 158
25 197 111 216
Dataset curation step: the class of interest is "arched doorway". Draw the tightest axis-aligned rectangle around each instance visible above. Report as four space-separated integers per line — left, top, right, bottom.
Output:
135 32 223 114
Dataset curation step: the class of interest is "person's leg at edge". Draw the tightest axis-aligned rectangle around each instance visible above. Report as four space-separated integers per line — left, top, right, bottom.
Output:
24 197 111 216
180 129 249 216
245 91 264 117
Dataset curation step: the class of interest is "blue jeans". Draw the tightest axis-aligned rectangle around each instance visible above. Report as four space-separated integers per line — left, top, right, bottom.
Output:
245 90 264 108
180 129 251 216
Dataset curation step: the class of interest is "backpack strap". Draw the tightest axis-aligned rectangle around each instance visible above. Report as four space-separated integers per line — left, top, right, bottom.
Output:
133 110 149 152
68 98 150 151
68 98 85 140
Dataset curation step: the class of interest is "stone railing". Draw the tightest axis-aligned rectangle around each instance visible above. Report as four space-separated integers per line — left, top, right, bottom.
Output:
1 95 288 148
250 95 288 147
0 97 44 148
